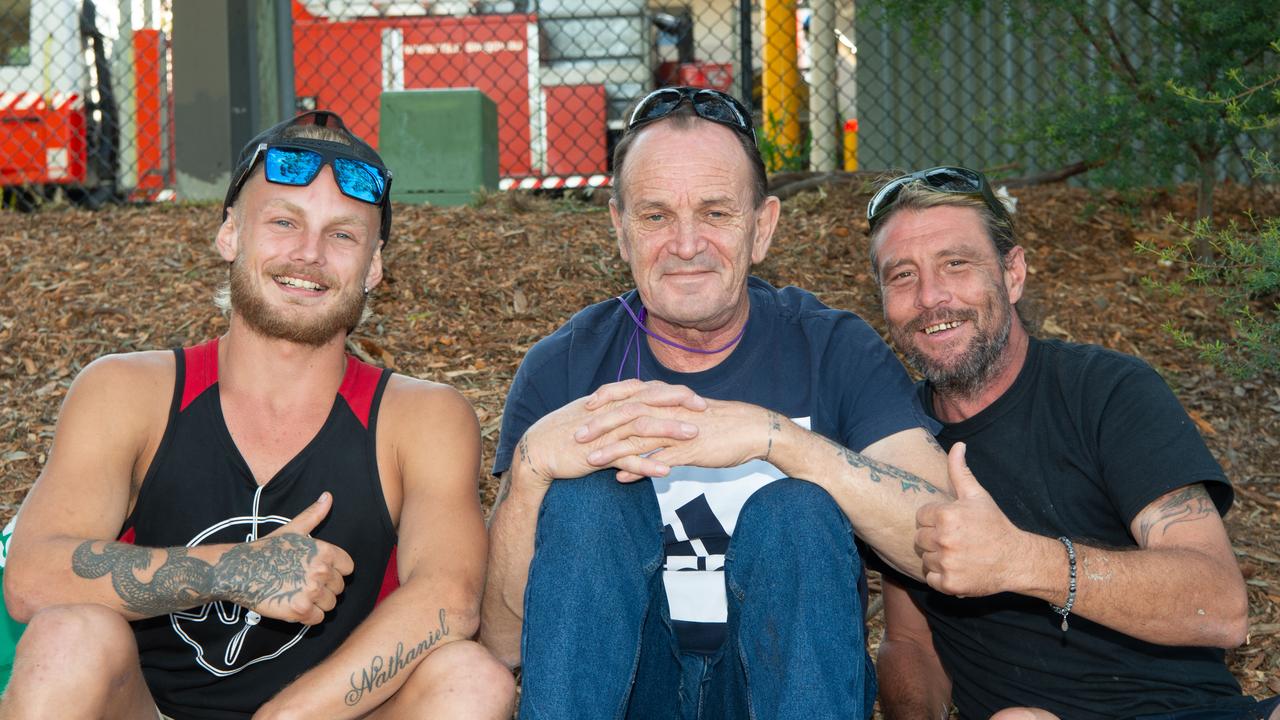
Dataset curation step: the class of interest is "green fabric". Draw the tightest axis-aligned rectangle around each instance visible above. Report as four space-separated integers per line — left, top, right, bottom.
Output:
0 517 27 691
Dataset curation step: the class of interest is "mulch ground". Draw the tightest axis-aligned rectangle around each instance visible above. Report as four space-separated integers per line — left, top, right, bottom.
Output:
1 178 1278 699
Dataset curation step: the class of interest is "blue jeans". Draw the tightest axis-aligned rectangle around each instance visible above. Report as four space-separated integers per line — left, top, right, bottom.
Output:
519 471 875 720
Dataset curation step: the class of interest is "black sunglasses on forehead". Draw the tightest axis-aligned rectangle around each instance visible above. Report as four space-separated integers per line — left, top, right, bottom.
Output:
866 166 1008 232
627 87 756 143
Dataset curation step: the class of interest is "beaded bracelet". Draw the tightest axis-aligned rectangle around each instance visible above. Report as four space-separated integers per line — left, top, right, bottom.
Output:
1048 536 1077 631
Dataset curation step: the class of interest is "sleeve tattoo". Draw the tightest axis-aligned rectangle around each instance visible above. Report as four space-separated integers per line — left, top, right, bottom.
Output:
72 533 319 617
822 436 943 495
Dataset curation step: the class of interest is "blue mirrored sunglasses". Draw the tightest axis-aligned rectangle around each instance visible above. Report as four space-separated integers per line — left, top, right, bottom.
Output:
237 143 391 205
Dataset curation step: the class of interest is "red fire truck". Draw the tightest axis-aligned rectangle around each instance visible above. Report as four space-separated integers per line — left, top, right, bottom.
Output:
0 0 172 207
290 0 733 191
2 0 732 204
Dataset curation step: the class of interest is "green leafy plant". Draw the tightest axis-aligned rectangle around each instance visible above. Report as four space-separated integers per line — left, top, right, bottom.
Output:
758 109 810 173
1133 31 1280 377
865 0 1280 245
1138 206 1280 378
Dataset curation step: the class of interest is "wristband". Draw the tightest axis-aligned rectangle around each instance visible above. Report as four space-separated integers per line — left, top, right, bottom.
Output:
1048 535 1077 631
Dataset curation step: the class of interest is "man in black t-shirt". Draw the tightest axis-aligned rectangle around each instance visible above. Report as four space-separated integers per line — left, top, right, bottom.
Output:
866 166 1278 720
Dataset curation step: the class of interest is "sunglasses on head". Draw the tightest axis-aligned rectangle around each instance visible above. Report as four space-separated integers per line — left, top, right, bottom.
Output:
866 166 1007 232
628 87 756 143
232 142 391 207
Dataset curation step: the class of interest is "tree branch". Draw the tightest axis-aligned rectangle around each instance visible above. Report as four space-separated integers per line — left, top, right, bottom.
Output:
1000 160 1104 189
1100 13 1144 89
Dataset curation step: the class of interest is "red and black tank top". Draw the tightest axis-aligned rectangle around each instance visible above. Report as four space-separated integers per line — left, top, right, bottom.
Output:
121 338 399 719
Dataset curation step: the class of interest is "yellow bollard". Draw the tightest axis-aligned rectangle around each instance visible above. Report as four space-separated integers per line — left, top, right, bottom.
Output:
843 118 858 171
762 0 801 171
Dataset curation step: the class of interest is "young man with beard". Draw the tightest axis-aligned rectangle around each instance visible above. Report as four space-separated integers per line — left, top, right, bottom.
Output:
867 166 1279 720
482 88 956 720
1 111 514 720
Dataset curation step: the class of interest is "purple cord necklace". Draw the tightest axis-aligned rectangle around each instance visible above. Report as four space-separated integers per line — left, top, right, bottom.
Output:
614 295 747 381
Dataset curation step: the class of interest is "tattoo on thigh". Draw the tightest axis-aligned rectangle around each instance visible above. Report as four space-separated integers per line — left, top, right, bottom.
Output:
1137 484 1215 546
825 437 941 495
345 609 451 706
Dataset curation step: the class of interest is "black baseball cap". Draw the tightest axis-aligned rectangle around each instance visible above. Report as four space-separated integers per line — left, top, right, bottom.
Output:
222 111 393 244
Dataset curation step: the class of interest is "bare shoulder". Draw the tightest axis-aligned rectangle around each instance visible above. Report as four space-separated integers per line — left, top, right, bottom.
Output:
381 374 478 426
66 350 174 416
379 374 480 466
78 348 173 380
29 350 175 526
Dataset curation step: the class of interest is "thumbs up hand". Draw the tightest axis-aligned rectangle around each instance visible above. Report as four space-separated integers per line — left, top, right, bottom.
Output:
914 443 1024 598
210 492 356 626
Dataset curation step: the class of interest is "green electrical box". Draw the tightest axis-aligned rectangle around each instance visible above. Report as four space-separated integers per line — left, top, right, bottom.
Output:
379 89 499 206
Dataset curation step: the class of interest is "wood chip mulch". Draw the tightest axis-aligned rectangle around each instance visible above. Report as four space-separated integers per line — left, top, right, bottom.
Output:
1 179 1278 698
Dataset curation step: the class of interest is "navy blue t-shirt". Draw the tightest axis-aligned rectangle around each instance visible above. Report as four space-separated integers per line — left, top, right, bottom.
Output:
495 276 936 652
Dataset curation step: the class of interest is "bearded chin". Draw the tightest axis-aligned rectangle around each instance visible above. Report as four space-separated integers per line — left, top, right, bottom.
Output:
899 303 1013 399
228 257 366 347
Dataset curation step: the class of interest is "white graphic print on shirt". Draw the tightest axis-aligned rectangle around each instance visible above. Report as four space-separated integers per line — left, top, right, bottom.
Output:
652 417 811 645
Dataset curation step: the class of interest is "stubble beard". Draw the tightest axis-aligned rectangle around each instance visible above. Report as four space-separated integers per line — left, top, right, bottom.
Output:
893 291 1013 400
623 225 753 333
228 255 367 348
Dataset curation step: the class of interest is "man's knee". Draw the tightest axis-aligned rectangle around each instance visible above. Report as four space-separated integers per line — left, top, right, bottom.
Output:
15 604 139 672
735 478 849 550
539 470 631 533
4 604 146 714
536 472 660 564
394 640 515 715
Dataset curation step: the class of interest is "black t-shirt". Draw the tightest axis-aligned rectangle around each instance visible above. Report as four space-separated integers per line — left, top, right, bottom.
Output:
899 337 1247 719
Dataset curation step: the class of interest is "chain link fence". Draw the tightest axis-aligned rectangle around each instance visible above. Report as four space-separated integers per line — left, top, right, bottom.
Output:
3 0 1270 207
1 0 174 207
0 0 830 204
292 0 763 190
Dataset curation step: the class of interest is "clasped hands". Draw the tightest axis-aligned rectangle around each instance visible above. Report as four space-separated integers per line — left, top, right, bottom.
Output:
516 379 771 486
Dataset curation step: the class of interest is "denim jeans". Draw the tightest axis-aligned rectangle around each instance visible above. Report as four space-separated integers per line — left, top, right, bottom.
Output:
519 470 875 720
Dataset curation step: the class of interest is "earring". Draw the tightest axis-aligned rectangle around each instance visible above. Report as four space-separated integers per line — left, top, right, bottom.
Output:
363 286 370 296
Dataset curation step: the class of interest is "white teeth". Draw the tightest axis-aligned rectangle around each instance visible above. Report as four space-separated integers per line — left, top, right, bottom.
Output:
275 275 324 291
924 321 961 335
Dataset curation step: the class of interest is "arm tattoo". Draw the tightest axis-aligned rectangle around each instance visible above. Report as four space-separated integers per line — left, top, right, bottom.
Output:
72 542 213 617
345 609 451 706
494 472 513 508
823 436 942 495
923 432 946 455
516 435 532 471
209 534 317 608
1137 484 1216 546
72 533 319 617
764 410 781 462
